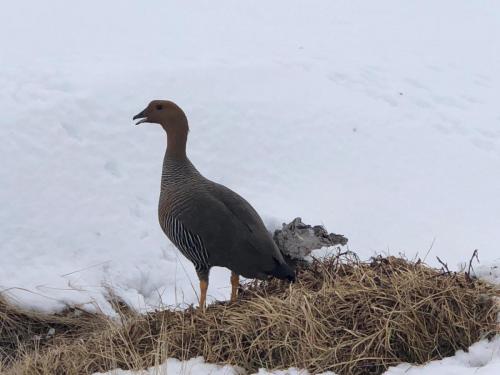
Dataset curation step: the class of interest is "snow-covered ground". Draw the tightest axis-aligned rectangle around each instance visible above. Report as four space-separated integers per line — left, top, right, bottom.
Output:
1 0 499 373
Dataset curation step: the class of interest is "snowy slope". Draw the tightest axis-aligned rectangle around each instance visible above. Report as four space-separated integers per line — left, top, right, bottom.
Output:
1 1 500 315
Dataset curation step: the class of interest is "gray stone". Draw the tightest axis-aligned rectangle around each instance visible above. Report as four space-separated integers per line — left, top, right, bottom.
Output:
273 217 348 261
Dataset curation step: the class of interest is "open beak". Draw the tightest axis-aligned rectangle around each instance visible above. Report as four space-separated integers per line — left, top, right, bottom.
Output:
133 109 148 125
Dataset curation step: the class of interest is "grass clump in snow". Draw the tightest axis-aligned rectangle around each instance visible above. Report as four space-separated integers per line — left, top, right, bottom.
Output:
1 253 499 375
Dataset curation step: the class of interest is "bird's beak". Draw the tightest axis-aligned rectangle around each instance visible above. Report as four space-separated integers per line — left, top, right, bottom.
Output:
133 109 148 125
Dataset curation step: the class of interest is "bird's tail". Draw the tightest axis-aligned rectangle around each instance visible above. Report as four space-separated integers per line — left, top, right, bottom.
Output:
271 259 296 282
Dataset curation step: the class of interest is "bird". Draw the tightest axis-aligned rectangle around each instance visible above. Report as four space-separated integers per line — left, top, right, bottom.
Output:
133 100 295 308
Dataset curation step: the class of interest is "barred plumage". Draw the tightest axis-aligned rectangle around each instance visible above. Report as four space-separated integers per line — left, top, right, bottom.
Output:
164 214 210 273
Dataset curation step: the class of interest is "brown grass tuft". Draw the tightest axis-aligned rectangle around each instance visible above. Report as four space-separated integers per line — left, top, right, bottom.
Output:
1 253 499 375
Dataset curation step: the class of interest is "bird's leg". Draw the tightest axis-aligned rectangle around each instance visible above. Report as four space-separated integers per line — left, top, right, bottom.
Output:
199 279 208 309
197 269 209 310
230 271 240 302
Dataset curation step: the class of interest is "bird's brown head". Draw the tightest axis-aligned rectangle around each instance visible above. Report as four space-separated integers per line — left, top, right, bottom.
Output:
134 100 189 158
133 100 188 131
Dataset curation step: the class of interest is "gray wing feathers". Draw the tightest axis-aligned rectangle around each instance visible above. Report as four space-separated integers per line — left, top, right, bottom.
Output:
176 182 285 279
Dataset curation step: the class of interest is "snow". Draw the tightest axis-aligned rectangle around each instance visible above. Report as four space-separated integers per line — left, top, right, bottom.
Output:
1 0 500 373
477 261 500 286
2 0 499 314
386 336 500 375
91 357 335 375
93 357 244 375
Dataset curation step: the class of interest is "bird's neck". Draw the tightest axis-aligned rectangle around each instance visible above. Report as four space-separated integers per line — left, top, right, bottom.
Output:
166 130 187 159
163 120 189 160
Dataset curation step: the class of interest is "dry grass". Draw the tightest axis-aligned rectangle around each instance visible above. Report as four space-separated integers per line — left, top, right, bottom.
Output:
1 253 499 375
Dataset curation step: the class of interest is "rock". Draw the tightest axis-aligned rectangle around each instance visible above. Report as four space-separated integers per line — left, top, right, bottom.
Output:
273 217 348 261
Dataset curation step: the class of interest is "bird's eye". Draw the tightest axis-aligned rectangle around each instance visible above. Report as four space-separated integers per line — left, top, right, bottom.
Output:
156 104 163 110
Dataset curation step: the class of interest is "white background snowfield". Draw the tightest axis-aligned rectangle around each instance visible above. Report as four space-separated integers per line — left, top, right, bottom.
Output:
1 1 499 374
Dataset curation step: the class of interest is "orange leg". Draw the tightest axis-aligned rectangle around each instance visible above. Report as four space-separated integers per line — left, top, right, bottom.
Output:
199 279 208 309
230 272 239 302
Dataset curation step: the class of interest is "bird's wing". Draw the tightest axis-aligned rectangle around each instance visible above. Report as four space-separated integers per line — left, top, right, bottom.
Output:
176 182 283 277
206 182 268 235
